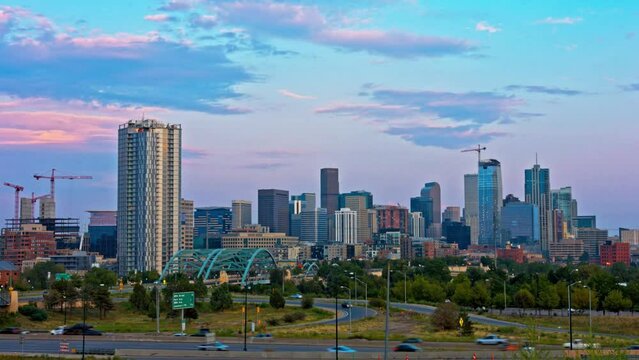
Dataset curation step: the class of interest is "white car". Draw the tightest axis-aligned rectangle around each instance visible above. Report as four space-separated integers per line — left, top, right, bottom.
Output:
197 341 229 351
476 334 508 345
290 293 303 299
50 326 66 335
563 339 600 349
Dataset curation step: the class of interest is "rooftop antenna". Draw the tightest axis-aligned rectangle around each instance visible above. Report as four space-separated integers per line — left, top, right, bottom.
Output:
535 152 538 165
461 144 487 163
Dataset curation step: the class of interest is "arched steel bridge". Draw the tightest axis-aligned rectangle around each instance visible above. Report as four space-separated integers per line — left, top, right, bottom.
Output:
159 248 277 286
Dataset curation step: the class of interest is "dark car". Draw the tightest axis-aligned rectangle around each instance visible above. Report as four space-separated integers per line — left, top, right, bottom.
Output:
0 327 27 334
63 324 102 336
341 302 352 308
393 344 420 352
402 338 423 344
628 345 639 350
191 328 211 337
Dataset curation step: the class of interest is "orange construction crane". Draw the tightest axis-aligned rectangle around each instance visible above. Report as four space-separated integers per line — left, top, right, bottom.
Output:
461 144 487 163
3 182 24 220
33 168 93 202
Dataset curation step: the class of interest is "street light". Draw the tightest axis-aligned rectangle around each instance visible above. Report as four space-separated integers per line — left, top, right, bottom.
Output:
340 286 352 334
351 276 368 317
583 285 592 338
62 295 67 325
243 283 251 352
568 281 581 350
384 264 390 360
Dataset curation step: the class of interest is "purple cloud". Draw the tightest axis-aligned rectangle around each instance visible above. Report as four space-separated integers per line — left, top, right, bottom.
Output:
159 0 201 12
536 17 582 25
385 125 506 149
144 14 178 23
621 83 639 92
189 13 217 29
505 85 584 96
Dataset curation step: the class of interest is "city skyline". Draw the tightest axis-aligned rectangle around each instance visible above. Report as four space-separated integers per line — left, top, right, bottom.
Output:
0 1 638 231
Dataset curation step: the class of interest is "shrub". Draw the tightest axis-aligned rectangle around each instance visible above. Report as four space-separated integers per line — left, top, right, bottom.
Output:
301 295 314 309
29 309 48 322
431 302 459 331
269 288 286 309
282 311 306 323
210 284 233 312
369 298 386 310
266 318 280 326
18 304 38 317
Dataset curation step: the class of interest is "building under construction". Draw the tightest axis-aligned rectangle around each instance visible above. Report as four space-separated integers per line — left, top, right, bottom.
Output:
3 218 81 250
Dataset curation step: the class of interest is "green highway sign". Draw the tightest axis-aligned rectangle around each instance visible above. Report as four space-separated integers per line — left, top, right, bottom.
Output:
55 273 71 281
172 291 195 310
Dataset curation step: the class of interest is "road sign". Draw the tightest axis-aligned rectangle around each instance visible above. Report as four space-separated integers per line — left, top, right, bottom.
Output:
172 291 195 310
60 342 69 353
459 317 464 327
55 273 71 281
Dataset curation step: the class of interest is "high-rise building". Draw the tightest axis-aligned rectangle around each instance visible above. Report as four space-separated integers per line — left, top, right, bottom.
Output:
525 162 552 253
194 207 232 249
231 200 252 230
117 120 181 275
290 193 316 237
1 224 56 268
463 174 479 245
258 189 289 234
335 208 357 245
39 196 55 219
410 182 441 239
501 202 540 244
576 228 608 260
620 228 639 246
320 168 339 215
408 212 425 238
478 159 503 248
552 187 575 234
442 221 471 250
300 208 327 244
443 206 461 222
574 215 596 230
87 210 117 258
19 198 32 221
374 205 409 234
600 241 630 266
180 199 194 250
339 191 373 243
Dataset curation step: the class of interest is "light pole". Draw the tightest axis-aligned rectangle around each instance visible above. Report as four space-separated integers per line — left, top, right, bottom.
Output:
62 295 67 325
154 282 160 334
351 276 368 317
384 263 390 360
340 286 352 334
503 280 507 312
243 284 250 352
568 281 581 350
81 286 87 360
583 285 592 338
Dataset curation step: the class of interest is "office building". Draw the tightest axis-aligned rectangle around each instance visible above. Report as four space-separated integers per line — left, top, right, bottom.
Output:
180 199 194 250
290 193 316 237
410 182 442 239
496 243 525 264
463 174 479 245
300 208 327 244
50 251 97 271
194 207 232 249
221 231 299 250
231 200 252 230
0 224 56 268
117 120 181 275
478 159 503 248
552 187 576 234
87 210 117 258
549 239 584 261
443 206 461 222
442 221 471 250
258 189 289 234
620 228 639 246
335 208 357 245
339 191 373 243
408 212 425 238
525 162 552 253
576 228 608 259
501 202 540 244
320 169 339 215
0 261 19 287
375 205 409 234
600 241 630 266
574 216 596 230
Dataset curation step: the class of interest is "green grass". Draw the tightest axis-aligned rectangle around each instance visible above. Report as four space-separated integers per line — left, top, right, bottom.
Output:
488 313 639 337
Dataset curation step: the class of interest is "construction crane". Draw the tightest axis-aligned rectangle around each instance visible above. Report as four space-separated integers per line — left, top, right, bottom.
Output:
3 182 24 219
33 169 93 203
461 144 487 163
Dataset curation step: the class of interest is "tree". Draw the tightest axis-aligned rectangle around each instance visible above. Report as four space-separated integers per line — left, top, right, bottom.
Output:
84 268 117 288
23 262 64 290
604 290 632 315
50 280 79 312
431 302 459 331
452 282 474 307
301 294 314 309
514 289 535 313
572 287 598 311
269 288 286 309
91 286 114 319
210 284 233 312
537 284 560 315
459 311 474 336
129 283 150 312
471 282 491 309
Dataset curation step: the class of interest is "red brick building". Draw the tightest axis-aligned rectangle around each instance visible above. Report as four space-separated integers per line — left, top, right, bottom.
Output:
496 243 525 264
600 240 630 266
1 224 56 269
374 205 409 234
0 262 19 287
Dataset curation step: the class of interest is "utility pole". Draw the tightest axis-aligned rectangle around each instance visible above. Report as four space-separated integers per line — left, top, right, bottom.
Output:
384 263 390 360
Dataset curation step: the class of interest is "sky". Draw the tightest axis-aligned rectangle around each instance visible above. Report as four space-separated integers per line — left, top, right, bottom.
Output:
0 0 637 232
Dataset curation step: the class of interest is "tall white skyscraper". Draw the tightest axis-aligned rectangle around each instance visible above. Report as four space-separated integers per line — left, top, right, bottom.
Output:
335 208 357 245
231 200 252 229
408 212 425 238
464 174 479 245
117 120 181 275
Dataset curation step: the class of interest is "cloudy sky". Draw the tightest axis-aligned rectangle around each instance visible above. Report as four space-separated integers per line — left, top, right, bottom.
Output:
0 0 637 231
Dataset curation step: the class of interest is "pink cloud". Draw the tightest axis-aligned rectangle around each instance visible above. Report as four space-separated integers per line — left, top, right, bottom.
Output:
278 89 315 100
475 21 501 33
159 0 201 12
144 14 176 22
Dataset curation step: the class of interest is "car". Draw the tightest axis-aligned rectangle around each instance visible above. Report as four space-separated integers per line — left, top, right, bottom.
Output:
197 341 229 351
476 334 508 345
290 293 303 299
393 344 421 352
628 345 639 350
253 333 273 340
327 346 357 353
0 327 28 335
50 326 66 335
341 302 352 308
172 332 187 337
402 337 423 344
62 323 102 336
562 339 600 350
191 328 211 337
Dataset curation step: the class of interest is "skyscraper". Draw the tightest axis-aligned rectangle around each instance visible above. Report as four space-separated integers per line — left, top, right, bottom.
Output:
117 120 181 275
194 207 232 249
410 182 441 239
443 206 461 222
290 193 316 237
478 159 503 248
320 168 339 215
335 208 357 245
525 162 552 253
408 212 425 238
258 189 289 234
231 200 252 229
501 202 540 244
552 186 575 235
180 199 194 250
464 174 479 245
375 205 409 234
300 208 328 244
338 191 373 243
87 210 117 258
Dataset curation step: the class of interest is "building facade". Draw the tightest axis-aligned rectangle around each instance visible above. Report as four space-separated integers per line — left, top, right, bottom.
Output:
525 163 552 253
87 210 117 258
117 119 181 275
338 191 373 243
478 159 503 248
300 208 328 244
410 182 442 239
258 189 290 234
408 212 425 238
180 199 194 250
290 193 316 237
463 174 479 245
443 206 461 222
576 228 608 259
600 241 630 266
500 202 540 244
335 208 357 245
231 200 252 230
552 187 576 235
194 207 232 249
375 205 409 234
1 224 56 268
